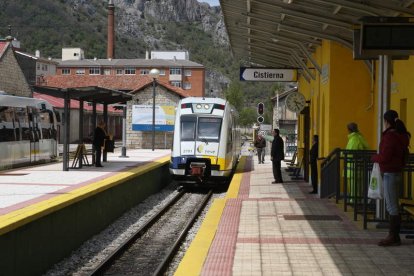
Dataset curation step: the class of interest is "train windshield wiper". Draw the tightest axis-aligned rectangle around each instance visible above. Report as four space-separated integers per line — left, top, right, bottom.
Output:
200 138 209 145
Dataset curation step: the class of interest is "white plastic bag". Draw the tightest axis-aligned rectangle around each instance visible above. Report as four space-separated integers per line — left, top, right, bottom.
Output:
368 163 383 199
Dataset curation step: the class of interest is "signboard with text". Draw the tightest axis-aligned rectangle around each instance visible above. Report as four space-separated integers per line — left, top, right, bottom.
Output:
240 67 297 82
132 105 175 131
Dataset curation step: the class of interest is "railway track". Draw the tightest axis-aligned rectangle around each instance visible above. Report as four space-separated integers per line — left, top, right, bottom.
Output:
88 188 213 276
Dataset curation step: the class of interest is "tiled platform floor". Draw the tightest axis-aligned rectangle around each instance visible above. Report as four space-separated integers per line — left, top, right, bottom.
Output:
201 157 414 276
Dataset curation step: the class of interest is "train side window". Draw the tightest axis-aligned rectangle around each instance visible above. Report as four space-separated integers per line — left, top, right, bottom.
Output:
0 106 16 142
15 107 31 141
39 111 51 139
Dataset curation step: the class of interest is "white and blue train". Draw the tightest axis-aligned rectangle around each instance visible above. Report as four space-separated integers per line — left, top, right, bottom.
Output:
0 94 58 170
169 97 241 185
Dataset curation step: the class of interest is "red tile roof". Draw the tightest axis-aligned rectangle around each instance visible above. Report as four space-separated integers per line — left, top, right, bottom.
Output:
0 42 10 59
43 75 189 97
33 92 120 113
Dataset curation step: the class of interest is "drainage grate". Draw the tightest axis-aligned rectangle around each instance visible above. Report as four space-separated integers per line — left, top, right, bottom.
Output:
283 215 342 221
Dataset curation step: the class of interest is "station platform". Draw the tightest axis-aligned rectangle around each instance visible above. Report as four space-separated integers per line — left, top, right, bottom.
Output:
176 157 414 276
0 148 173 275
0 149 170 234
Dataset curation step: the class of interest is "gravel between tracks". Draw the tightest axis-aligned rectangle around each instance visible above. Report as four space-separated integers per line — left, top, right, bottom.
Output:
44 183 226 276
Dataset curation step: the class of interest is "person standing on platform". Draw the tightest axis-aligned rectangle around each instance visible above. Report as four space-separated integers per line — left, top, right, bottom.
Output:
345 122 369 202
372 110 410 247
254 133 266 164
93 120 109 168
309 135 319 194
271 129 284 183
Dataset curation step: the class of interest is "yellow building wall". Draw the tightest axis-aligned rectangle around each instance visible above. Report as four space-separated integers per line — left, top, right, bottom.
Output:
391 57 414 139
326 41 375 154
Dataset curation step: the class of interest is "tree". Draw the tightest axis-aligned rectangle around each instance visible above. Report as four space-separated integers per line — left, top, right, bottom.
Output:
239 107 257 127
224 81 244 112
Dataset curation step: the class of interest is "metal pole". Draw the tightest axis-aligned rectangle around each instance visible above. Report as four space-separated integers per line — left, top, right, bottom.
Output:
63 92 69 171
120 105 128 157
152 79 156 151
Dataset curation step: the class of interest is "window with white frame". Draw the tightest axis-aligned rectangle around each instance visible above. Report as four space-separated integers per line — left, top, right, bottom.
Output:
170 68 181 75
140 69 149 75
116 69 123 75
104 69 111 75
62 68 70 75
159 69 166 76
76 69 85 75
170 81 182 88
89 67 101 75
183 82 192 90
184 69 192 76
125 67 136 75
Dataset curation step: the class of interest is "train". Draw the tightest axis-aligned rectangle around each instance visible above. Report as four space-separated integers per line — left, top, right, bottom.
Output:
0 94 58 170
169 97 241 186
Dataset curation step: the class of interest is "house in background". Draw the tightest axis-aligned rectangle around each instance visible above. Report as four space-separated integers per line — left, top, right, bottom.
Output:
0 40 32 97
15 50 57 86
271 87 299 157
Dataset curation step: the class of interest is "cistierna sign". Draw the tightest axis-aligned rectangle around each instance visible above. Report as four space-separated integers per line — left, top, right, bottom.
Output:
240 67 297 82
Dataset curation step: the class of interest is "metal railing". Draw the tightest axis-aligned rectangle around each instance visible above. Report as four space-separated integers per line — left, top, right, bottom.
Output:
321 148 414 229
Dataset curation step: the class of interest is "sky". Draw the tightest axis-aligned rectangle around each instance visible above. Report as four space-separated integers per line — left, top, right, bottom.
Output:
198 0 220 7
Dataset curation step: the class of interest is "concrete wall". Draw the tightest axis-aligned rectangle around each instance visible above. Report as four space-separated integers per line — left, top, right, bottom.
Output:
0 162 171 276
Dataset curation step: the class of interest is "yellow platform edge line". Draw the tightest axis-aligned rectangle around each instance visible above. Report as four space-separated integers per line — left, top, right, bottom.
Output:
174 156 247 276
0 156 170 235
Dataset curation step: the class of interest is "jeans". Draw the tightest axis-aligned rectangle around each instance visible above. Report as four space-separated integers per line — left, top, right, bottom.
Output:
383 172 401 216
257 148 265 163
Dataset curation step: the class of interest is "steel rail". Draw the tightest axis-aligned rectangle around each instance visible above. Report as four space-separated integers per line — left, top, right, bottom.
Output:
152 190 213 276
88 189 186 275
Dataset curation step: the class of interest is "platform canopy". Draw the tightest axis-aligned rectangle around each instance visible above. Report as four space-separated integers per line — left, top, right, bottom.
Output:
32 85 132 171
32 85 132 104
220 0 414 81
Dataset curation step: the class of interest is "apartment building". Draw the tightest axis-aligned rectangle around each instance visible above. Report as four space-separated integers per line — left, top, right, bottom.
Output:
54 48 205 97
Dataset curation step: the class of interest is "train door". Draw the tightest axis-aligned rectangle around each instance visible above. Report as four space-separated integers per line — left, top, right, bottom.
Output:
28 107 40 162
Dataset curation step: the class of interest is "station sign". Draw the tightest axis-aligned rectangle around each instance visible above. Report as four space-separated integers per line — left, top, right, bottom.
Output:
240 67 297 82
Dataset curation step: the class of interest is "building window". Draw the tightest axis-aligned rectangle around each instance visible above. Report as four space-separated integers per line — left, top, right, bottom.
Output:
140 69 149 75
184 69 192 76
183 82 191 90
170 68 181 75
37 64 40 70
171 81 182 88
116 69 123 75
159 69 166 76
62 68 70 75
125 67 136 75
76 69 85 75
42 64 48 71
89 67 101 75
104 69 111 75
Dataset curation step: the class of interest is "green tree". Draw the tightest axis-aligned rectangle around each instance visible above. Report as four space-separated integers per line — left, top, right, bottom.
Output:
239 107 257 127
224 81 244 112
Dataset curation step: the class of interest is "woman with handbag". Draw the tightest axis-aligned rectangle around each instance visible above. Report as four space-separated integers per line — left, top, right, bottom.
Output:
371 110 410 246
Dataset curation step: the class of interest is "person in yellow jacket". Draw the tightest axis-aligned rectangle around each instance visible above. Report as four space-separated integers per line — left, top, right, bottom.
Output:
345 122 369 203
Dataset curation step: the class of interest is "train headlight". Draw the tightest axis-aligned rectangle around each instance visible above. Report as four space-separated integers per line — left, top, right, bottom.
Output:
204 104 210 109
196 104 202 109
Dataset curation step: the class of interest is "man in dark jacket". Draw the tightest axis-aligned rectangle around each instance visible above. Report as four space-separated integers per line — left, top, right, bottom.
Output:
93 120 109 167
271 129 284 183
309 135 319 194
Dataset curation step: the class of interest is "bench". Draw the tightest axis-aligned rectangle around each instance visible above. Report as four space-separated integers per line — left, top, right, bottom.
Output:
285 151 298 172
288 156 303 180
399 198 414 239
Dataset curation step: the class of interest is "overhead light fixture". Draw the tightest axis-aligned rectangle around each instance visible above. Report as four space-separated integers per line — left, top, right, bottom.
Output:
283 0 293 3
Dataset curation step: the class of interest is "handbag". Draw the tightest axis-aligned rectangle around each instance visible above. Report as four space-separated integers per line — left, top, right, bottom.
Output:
368 163 383 199
104 139 114 153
